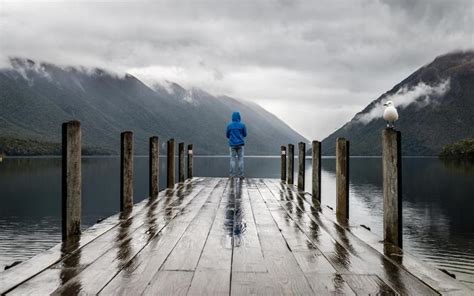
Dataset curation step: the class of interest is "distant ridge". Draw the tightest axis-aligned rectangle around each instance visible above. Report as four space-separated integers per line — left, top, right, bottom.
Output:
0 58 307 155
322 51 474 156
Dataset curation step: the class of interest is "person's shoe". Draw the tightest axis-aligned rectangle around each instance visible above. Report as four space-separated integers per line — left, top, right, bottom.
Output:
239 176 245 180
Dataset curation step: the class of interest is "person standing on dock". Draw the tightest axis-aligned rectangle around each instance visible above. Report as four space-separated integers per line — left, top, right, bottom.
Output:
226 111 247 179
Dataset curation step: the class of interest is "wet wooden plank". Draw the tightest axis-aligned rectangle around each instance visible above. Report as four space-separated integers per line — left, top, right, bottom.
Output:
231 272 316 296
349 225 473 295
342 274 397 295
263 179 440 295
9 178 213 295
292 251 336 274
142 271 194 296
99 179 226 295
186 179 235 295
161 186 223 271
232 181 267 273
253 179 347 273
0 200 145 294
304 273 356 295
98 223 188 296
188 270 229 296
245 185 315 294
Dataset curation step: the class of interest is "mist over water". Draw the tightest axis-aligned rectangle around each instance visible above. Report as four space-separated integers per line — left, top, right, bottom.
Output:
0 156 472 288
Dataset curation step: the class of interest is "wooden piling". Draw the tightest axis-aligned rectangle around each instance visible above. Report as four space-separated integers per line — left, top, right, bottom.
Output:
61 120 82 240
287 144 294 184
149 136 159 199
336 138 349 222
280 146 287 182
167 139 176 188
187 144 193 179
312 140 321 203
178 142 185 183
382 128 402 248
298 142 306 191
120 131 133 211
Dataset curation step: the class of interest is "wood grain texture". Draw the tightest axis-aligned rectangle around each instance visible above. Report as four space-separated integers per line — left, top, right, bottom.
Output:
287 144 294 184
382 128 402 247
297 142 305 191
335 137 349 222
149 136 159 199
62 120 82 240
311 140 321 203
120 131 134 211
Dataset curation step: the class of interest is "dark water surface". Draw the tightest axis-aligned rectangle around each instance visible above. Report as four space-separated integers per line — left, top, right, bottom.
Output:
0 156 473 288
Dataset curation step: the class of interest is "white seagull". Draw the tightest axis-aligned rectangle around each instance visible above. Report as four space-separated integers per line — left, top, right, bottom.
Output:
383 100 398 128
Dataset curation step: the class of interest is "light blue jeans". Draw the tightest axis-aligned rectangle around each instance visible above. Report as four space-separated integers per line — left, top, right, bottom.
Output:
229 146 244 177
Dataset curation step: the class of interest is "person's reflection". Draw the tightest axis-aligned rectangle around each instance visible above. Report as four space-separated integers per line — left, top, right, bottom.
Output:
58 235 82 293
233 179 245 247
224 179 236 247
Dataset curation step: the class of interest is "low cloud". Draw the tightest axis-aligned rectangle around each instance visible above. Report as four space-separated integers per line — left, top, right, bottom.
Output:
356 79 451 124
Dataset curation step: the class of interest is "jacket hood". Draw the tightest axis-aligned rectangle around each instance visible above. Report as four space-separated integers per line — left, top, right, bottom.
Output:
232 112 241 122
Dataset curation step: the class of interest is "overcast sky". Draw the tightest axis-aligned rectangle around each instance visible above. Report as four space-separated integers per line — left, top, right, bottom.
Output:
1 0 472 139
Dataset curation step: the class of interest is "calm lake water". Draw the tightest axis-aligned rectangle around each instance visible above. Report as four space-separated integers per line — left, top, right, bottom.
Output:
0 156 473 288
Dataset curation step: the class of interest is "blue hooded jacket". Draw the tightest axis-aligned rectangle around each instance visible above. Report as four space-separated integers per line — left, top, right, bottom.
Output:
226 112 247 147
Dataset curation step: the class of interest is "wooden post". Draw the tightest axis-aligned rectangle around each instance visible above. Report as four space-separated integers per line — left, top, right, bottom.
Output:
187 144 193 179
287 144 294 184
121 131 133 211
312 140 321 203
149 136 159 199
298 142 306 191
62 120 81 240
178 142 185 183
382 128 402 247
280 146 287 182
167 139 176 188
336 138 349 222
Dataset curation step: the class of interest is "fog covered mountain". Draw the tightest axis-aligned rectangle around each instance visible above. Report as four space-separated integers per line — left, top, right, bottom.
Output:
0 58 307 155
322 51 474 156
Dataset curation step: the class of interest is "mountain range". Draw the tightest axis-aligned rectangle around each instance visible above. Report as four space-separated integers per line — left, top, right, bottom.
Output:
1 51 472 157
322 51 474 156
0 58 306 156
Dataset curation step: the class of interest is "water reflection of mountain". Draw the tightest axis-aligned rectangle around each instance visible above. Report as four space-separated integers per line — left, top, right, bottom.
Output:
440 158 474 175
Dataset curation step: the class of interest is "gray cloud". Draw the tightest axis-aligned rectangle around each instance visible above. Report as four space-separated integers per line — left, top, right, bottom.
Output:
0 0 472 139
356 79 451 124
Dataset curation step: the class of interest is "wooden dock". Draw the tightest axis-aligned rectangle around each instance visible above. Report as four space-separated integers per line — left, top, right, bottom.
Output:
0 177 469 295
